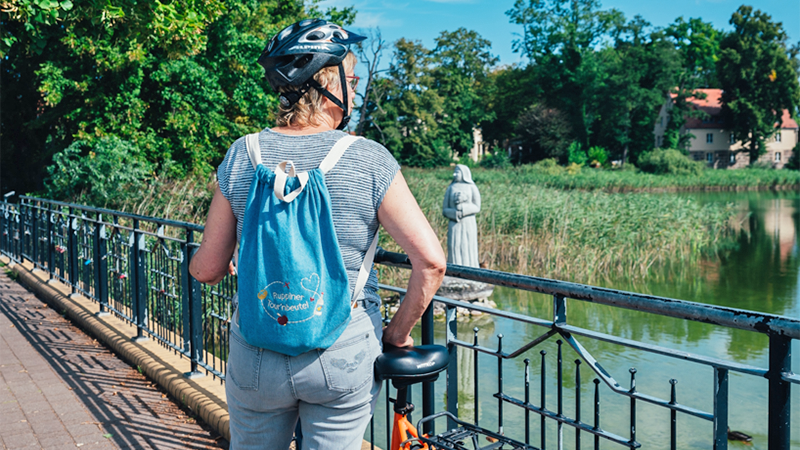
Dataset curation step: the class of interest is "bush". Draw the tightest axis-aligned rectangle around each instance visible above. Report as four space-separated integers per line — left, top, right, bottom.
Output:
567 142 588 166
457 153 479 169
529 158 565 175
587 146 609 167
480 149 511 169
637 148 704 176
786 142 800 170
45 136 153 207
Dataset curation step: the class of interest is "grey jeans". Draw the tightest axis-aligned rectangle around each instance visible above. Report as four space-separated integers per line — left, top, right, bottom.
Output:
225 303 383 450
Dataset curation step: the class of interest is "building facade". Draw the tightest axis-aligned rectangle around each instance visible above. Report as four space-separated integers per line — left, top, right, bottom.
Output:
654 89 799 169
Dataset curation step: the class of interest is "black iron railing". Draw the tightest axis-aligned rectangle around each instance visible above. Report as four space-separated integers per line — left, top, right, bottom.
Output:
1 196 797 450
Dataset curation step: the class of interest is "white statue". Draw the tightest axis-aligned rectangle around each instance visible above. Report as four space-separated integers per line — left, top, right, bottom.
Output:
442 164 481 267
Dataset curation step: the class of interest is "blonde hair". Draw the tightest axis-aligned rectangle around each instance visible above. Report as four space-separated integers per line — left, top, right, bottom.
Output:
276 52 357 127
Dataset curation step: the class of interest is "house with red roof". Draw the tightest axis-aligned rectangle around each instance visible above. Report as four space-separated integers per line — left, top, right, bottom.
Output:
653 89 799 169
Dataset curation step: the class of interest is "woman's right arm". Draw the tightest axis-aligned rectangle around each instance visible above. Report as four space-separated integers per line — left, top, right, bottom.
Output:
378 171 447 347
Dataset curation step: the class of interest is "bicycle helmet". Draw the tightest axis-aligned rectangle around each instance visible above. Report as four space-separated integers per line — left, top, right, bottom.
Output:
258 19 366 130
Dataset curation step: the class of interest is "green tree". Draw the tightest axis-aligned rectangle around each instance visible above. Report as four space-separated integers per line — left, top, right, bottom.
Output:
593 17 681 164
479 64 540 148
1 0 225 194
666 17 721 89
1 0 354 197
365 38 448 167
663 17 722 152
717 5 800 163
506 0 624 149
430 28 498 155
514 104 572 163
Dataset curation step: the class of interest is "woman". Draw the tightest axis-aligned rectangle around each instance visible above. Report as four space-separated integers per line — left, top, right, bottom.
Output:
189 19 446 449
442 164 481 267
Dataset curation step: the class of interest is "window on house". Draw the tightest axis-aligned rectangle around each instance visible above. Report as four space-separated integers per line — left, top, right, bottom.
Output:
660 117 664 127
693 153 703 161
657 136 663 147
776 132 782 142
775 152 781 162
706 133 713 144
707 153 713 163
730 153 736 164
729 133 735 144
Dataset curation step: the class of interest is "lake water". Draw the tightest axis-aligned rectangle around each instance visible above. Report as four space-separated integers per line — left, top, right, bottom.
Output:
373 190 800 450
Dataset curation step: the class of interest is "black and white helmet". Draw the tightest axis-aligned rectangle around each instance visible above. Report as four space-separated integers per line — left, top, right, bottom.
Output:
257 19 364 129
258 19 365 91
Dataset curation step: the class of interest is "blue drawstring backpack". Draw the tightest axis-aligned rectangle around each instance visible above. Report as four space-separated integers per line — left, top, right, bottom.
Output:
236 133 378 356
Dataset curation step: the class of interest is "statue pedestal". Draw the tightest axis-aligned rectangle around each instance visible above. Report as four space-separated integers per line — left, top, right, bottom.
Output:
434 276 495 318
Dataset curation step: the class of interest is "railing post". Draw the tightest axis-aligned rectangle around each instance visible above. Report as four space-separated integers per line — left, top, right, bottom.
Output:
554 294 566 326
0 201 5 256
31 201 39 268
14 208 21 262
768 333 791 450
446 304 458 431
181 229 203 378
421 302 435 434
713 368 728 450
67 207 79 294
1 201 8 257
130 218 148 342
46 206 54 279
12 207 19 261
94 214 109 316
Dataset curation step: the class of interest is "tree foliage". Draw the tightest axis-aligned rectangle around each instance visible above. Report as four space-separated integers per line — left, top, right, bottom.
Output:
430 28 498 155
514 104 572 163
362 29 497 167
717 5 800 163
1 0 354 196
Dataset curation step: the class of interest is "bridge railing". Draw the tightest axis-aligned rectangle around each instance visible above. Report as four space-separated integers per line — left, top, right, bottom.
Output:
1 196 797 450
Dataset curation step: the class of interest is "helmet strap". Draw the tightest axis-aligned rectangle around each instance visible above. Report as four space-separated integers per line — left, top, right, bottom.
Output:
279 82 312 108
307 64 350 130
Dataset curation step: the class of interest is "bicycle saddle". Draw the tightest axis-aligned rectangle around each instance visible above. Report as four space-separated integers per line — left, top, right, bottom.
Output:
374 344 448 388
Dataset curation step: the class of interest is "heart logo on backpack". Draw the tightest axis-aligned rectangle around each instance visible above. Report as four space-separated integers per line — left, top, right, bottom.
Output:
301 273 321 296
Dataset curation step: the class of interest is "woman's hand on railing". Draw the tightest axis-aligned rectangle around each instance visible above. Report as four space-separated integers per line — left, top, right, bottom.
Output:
382 326 414 348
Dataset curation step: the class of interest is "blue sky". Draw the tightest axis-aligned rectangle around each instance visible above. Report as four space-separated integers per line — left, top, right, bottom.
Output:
319 0 800 69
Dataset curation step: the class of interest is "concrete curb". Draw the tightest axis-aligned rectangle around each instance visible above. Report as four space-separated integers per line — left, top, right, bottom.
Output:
4 257 231 443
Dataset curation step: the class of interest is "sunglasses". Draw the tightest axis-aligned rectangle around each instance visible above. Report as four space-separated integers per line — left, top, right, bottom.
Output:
346 75 359 90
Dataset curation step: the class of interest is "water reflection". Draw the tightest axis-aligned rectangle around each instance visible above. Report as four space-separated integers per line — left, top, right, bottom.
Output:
400 191 800 450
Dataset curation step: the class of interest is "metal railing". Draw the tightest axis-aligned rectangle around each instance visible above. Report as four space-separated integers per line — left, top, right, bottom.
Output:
1 196 797 450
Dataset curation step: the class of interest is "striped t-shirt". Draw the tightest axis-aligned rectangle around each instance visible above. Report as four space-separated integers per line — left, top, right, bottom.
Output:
217 128 400 298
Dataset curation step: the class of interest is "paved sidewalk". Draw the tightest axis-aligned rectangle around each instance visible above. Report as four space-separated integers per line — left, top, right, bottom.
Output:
0 268 228 449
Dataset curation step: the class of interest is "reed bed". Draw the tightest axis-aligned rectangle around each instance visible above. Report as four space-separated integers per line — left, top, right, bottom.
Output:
54 166 745 288
490 165 800 192
115 175 216 225
377 167 743 288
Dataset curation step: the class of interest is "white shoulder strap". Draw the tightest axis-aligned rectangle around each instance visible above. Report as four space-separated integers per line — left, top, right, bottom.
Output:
320 135 362 174
245 133 262 168
352 231 380 306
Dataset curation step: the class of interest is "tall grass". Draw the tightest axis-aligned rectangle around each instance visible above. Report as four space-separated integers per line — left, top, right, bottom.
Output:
377 168 744 288
114 175 215 225
52 166 745 288
483 164 800 192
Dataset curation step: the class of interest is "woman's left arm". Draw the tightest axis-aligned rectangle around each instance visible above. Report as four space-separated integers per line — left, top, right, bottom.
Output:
189 185 237 285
